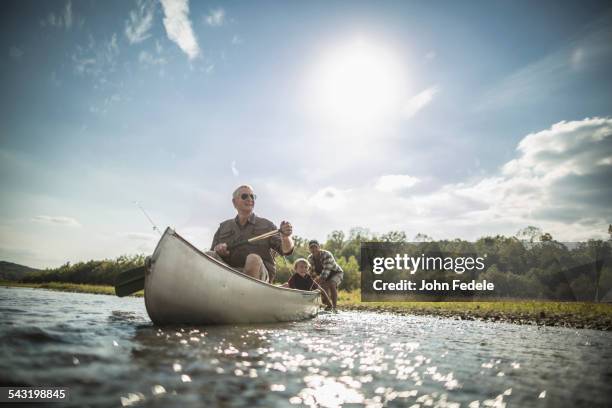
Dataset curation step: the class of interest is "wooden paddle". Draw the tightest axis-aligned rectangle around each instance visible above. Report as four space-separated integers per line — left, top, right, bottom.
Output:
227 229 280 250
114 229 281 297
114 265 147 297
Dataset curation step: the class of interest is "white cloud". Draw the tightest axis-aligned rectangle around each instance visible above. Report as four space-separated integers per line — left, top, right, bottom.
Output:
308 187 349 211
45 13 58 27
231 160 239 176
432 117 612 238
139 50 166 66
32 216 82 227
108 33 119 55
597 157 612 166
73 55 96 74
375 175 420 192
264 117 612 241
122 232 157 241
503 117 612 178
570 48 584 69
403 86 439 119
72 33 120 80
64 1 73 29
9 46 24 59
477 15 612 111
125 0 155 44
205 8 225 26
231 35 243 45
175 226 212 250
41 1 74 29
88 93 123 116
160 0 200 60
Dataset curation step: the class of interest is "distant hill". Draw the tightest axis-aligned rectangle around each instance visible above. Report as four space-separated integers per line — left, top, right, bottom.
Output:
0 261 41 281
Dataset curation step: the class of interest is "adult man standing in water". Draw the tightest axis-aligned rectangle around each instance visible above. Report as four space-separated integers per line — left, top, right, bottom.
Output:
210 185 294 283
308 240 343 311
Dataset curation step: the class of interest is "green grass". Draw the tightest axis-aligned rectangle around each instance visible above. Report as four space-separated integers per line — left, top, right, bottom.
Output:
339 289 610 313
338 289 612 328
0 281 144 297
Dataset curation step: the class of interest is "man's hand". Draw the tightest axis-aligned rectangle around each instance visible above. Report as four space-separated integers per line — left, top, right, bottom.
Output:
279 220 294 255
214 243 230 257
280 220 293 237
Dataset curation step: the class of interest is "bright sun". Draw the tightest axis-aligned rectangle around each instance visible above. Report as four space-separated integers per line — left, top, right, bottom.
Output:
306 38 406 129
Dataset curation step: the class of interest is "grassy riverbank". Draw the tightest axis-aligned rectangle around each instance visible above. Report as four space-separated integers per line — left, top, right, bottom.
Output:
339 290 612 330
3 281 611 330
1 281 143 297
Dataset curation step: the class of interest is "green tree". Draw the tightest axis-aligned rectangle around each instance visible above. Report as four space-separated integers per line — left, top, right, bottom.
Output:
339 227 374 261
413 233 433 242
380 230 407 243
540 232 553 242
337 256 360 291
516 226 542 243
325 230 345 254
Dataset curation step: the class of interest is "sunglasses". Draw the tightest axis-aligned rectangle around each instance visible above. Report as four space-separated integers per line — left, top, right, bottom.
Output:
240 193 257 200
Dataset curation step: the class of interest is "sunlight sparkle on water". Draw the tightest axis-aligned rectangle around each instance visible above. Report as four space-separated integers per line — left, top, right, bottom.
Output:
151 385 166 396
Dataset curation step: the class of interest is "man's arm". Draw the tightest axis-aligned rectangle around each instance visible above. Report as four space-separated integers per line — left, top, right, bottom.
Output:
281 235 294 255
211 224 230 257
279 220 294 255
320 251 336 280
210 227 220 250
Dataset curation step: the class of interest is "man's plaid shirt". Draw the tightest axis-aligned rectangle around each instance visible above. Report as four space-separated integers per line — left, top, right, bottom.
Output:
308 249 343 280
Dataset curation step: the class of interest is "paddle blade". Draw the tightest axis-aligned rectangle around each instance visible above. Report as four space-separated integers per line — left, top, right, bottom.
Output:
115 266 146 297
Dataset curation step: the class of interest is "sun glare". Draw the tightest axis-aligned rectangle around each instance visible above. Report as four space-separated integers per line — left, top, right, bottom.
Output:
305 38 406 129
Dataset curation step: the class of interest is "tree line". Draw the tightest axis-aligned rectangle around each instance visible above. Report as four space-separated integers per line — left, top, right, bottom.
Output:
278 226 611 301
17 226 612 301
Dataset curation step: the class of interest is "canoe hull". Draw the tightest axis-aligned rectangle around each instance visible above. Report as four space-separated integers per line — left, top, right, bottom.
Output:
144 228 320 325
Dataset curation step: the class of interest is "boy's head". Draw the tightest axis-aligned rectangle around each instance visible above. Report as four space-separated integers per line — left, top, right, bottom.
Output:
293 258 310 276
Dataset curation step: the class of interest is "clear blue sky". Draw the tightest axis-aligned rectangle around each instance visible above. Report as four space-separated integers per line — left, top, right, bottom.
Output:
1 0 611 268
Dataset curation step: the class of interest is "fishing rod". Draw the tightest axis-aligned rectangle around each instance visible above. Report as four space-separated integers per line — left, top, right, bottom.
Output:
309 277 335 309
133 201 162 236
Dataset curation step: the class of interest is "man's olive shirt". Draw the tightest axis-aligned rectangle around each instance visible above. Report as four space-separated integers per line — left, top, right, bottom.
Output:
210 213 291 282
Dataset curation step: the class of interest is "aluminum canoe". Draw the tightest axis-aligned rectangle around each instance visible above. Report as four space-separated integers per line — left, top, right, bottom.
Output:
144 227 321 325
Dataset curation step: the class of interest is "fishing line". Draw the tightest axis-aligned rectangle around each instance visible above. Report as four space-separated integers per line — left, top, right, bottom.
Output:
133 201 162 236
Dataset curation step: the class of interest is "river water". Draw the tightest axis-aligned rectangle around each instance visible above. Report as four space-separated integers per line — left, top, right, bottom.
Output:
0 287 610 408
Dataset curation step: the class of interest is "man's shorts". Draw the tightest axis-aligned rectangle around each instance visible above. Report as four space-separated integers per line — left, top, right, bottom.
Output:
236 264 269 283
327 272 343 286
205 251 269 282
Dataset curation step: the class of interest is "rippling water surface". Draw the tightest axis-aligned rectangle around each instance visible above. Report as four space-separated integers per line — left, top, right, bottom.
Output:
1 287 611 407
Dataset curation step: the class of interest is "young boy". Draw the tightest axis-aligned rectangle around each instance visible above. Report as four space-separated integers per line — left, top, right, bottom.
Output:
283 258 316 291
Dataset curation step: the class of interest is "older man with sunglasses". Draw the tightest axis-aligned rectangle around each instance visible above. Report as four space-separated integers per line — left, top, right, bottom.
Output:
210 185 294 282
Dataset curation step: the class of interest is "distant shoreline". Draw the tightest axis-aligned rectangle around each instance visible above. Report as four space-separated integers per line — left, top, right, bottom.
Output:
1 281 143 297
3 281 611 330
